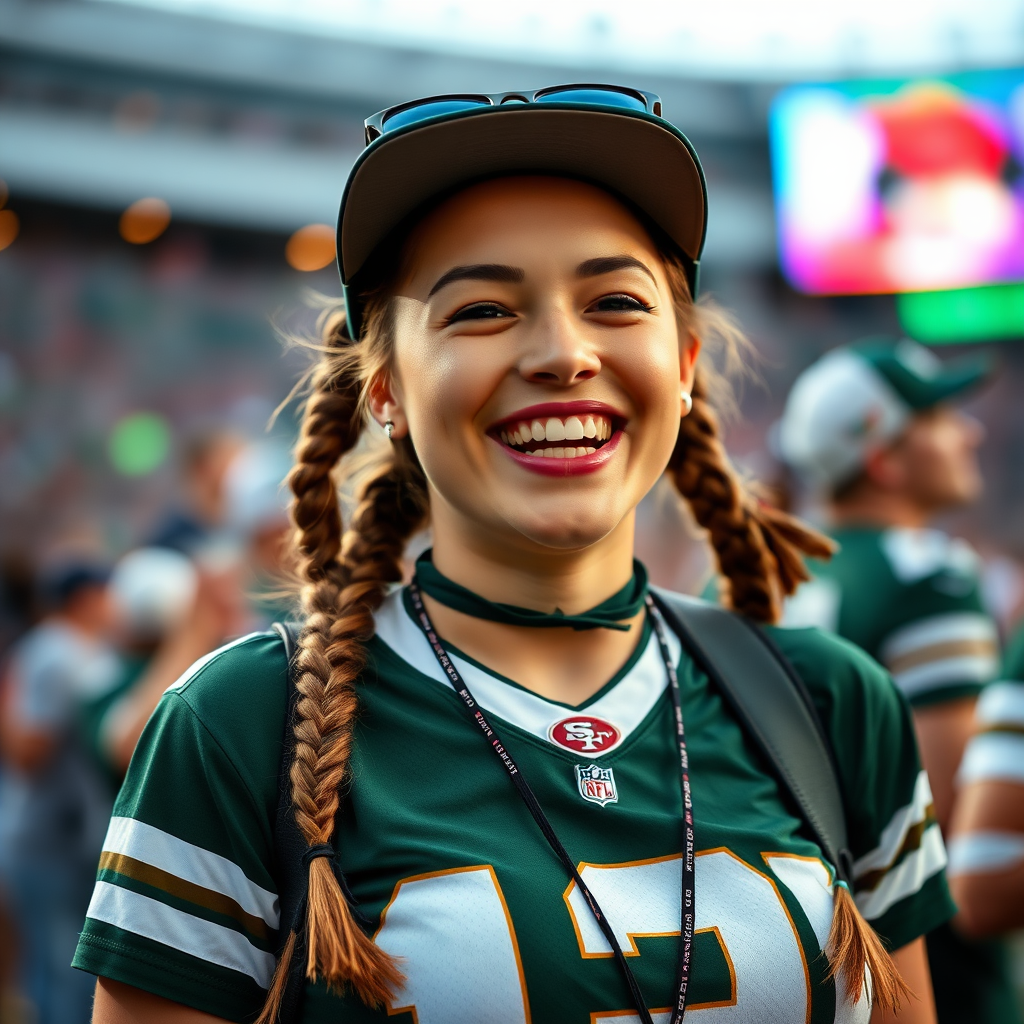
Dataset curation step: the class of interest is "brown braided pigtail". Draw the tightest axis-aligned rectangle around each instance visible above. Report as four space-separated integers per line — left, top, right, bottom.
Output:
661 258 907 1013
668 368 834 624
257 302 428 1022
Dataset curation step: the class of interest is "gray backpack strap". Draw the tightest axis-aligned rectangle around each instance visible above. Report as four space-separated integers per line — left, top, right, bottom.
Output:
650 588 854 884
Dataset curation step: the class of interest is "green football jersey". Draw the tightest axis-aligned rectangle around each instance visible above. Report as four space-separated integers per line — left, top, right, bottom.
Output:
73 587 952 1023
783 526 1000 708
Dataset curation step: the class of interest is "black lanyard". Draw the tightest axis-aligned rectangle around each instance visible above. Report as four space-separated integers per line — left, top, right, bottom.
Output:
408 584 695 1024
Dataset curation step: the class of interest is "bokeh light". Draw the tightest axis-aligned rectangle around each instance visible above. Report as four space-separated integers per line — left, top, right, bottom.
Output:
285 223 336 271
119 197 171 244
108 412 172 476
0 208 18 252
0 210 18 253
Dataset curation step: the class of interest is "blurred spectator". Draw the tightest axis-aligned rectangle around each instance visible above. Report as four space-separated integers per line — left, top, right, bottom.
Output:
85 546 246 779
949 622 1024 937
778 337 1018 1024
147 429 244 555
222 440 296 626
0 560 121 1024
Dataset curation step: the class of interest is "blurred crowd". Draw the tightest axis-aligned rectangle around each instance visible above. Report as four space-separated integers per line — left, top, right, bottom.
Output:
0 429 296 1024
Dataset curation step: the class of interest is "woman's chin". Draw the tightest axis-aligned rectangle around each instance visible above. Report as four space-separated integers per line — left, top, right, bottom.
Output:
497 503 628 553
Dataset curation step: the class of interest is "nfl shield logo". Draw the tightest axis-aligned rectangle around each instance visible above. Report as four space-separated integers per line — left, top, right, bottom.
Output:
574 763 618 807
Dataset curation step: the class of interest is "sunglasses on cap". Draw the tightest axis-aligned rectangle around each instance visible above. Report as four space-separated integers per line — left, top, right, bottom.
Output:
363 85 663 145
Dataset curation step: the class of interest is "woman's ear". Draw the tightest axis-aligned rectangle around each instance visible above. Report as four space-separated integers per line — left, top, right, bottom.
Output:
681 330 701 392
366 373 409 440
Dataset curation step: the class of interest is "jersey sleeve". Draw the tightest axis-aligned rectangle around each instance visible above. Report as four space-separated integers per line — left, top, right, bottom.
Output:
770 626 956 951
876 536 999 708
946 628 1024 880
72 633 288 1023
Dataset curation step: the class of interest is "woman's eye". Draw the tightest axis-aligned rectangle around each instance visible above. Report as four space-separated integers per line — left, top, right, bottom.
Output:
590 293 653 313
446 302 514 324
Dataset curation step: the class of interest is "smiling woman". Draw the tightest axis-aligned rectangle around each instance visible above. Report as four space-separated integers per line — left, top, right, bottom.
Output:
77 88 948 1024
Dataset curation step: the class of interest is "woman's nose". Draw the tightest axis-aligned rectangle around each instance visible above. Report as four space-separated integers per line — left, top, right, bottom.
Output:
517 310 601 385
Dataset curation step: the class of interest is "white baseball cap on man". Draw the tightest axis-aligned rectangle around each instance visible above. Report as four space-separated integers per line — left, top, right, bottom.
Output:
778 337 992 490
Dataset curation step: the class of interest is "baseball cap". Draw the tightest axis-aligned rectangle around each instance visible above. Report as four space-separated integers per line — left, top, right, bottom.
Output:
778 337 992 490
37 560 111 611
110 547 198 638
337 86 707 339
223 441 292 537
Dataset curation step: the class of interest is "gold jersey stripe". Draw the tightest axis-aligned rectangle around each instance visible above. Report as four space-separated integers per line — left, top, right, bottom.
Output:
855 804 937 893
887 638 998 676
99 851 271 942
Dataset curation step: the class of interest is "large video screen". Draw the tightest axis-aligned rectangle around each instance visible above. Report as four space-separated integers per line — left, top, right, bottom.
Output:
770 71 1024 295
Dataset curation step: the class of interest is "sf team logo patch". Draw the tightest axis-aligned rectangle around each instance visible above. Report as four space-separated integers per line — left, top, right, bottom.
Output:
575 763 618 807
548 715 621 755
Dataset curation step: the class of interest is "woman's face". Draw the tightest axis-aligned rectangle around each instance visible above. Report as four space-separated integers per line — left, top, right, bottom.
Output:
375 176 698 555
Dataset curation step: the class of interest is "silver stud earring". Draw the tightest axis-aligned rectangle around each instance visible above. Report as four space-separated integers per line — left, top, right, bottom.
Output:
384 420 395 441
680 389 693 416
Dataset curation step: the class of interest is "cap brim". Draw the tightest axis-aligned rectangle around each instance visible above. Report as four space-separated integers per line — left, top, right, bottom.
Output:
910 355 995 409
338 105 706 324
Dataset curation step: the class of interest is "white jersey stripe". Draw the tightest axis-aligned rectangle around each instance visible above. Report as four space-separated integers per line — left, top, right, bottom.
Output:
102 817 279 928
976 681 1024 728
166 634 267 694
958 733 1024 786
373 588 680 754
892 655 999 699
853 770 933 879
855 824 946 921
947 831 1024 877
880 613 997 663
86 881 276 987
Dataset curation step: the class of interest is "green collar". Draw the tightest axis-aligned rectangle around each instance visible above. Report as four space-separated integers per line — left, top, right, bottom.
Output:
413 552 648 632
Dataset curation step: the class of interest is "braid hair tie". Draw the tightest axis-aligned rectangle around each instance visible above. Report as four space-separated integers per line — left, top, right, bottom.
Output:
301 843 336 867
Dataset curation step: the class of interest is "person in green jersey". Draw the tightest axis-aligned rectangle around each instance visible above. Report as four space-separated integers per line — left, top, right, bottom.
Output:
948 625 1024 936
777 339 1018 1024
77 88 949 1024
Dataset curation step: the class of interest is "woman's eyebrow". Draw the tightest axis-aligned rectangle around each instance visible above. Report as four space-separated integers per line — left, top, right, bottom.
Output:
576 255 656 282
428 263 524 296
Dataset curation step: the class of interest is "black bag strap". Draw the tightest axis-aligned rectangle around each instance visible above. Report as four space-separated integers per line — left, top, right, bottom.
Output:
649 588 854 884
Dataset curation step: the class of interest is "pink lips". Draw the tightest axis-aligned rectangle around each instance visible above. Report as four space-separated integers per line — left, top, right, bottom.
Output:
488 400 625 477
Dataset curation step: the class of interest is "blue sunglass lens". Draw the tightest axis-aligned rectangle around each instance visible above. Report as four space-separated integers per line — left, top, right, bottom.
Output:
382 99 490 133
534 89 646 112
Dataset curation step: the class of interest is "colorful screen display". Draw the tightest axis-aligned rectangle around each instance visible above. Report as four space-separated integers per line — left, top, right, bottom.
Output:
770 71 1024 294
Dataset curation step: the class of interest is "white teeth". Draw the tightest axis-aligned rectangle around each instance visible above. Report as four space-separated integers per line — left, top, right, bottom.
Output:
553 447 565 458
503 414 612 450
586 446 596 454
566 448 577 458
543 448 553 458
545 418 566 442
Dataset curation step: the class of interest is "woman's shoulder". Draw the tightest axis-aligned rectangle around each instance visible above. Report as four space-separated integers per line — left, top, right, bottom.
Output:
168 630 289 719
765 621 903 712
153 630 291 800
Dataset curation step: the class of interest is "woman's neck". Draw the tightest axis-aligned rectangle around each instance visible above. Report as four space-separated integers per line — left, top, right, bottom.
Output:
421 510 643 706
429 515 636 616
